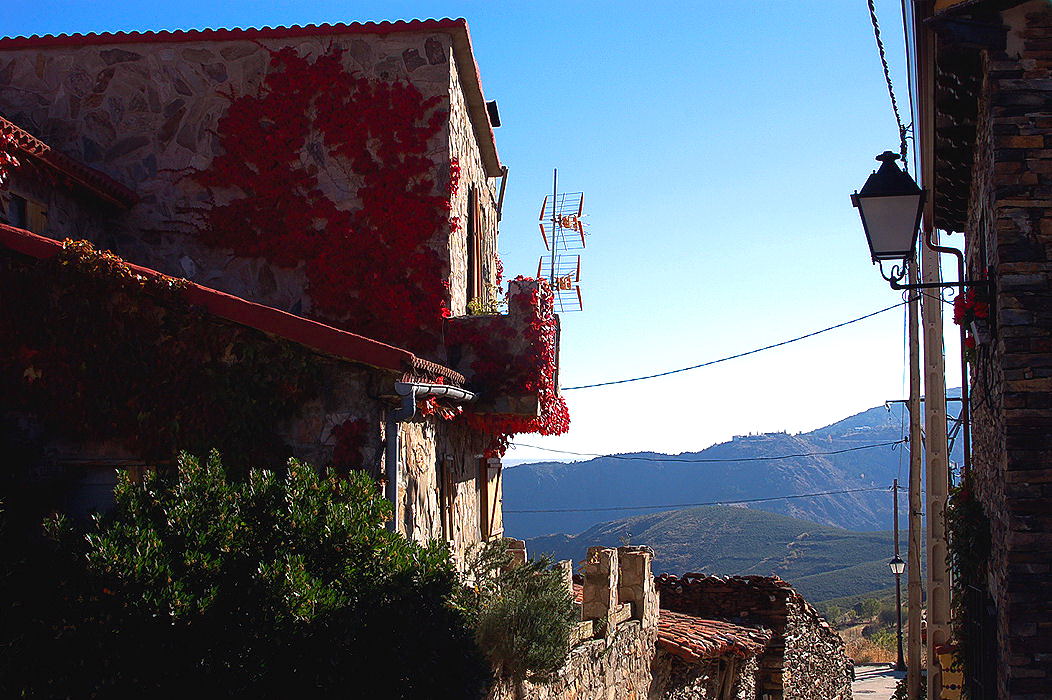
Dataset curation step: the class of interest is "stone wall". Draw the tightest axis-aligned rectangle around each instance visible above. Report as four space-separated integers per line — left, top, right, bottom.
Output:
963 3 1052 697
489 546 660 700
655 574 850 700
447 46 500 316
0 29 466 319
650 655 760 700
396 417 496 563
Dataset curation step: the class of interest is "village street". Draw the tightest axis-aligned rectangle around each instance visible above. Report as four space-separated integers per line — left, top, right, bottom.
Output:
851 665 903 699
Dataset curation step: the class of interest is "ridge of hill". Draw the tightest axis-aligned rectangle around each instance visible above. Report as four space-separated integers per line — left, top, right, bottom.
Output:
505 394 963 538
525 504 916 604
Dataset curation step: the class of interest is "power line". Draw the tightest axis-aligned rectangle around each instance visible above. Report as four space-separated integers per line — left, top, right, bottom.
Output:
506 439 907 464
868 0 910 167
505 485 891 514
560 301 908 391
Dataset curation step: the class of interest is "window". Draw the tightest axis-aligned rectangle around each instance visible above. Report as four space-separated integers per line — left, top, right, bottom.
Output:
7 193 47 234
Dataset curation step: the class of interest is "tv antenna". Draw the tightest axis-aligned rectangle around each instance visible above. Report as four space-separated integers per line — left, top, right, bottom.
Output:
538 168 588 312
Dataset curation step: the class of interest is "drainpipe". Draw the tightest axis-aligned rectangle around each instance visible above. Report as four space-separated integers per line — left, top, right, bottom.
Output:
385 382 477 532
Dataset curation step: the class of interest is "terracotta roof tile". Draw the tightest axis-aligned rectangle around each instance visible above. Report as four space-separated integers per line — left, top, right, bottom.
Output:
657 610 771 663
0 225 465 383
571 583 770 663
1 115 137 208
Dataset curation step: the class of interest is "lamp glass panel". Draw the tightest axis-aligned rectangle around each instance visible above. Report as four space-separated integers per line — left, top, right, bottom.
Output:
889 558 906 575
860 194 922 259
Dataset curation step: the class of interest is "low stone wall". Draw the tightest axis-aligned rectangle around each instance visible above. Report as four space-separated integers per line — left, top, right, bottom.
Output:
489 546 659 700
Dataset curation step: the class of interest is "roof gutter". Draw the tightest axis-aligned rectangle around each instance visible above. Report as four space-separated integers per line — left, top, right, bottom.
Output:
385 381 477 533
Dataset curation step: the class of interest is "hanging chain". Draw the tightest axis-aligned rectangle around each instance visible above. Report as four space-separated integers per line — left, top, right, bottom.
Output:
868 0 910 170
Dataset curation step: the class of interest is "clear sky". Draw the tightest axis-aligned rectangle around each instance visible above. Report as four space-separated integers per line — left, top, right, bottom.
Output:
1 1 963 462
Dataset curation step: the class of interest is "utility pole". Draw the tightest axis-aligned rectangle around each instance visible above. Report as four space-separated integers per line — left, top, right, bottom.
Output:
907 261 924 700
893 479 906 672
914 5 951 697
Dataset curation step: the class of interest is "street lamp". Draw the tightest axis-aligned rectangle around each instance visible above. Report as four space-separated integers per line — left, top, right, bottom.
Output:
889 554 907 672
851 151 926 278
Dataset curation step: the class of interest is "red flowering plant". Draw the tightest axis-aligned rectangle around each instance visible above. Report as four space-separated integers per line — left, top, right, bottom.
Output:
953 287 991 362
0 132 21 188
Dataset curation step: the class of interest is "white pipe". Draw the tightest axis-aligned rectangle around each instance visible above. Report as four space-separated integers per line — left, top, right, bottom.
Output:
385 382 477 532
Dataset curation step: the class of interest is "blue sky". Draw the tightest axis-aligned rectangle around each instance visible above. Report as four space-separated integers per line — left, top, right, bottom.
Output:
2 1 962 461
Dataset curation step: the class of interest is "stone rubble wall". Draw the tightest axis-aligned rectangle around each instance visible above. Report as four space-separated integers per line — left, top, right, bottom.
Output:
964 4 1052 697
0 30 458 317
650 655 760 700
655 574 850 700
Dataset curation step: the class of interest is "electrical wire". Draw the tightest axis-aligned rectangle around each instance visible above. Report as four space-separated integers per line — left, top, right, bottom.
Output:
560 301 908 391
506 438 906 464
868 0 910 166
505 485 891 514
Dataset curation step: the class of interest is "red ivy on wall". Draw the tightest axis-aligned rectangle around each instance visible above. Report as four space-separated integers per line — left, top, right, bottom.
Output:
190 45 568 452
192 46 452 352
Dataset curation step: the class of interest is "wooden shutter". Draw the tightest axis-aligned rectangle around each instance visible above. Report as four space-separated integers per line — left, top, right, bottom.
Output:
467 188 484 303
479 457 503 540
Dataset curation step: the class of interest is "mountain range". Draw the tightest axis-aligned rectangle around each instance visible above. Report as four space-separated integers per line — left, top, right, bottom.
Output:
503 394 963 540
525 505 916 604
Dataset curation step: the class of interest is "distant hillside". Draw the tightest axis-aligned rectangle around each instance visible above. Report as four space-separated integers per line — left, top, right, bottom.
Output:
505 394 962 538
526 505 915 604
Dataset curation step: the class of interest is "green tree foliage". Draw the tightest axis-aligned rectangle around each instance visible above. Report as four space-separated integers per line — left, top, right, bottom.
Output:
0 452 491 699
459 539 578 683
858 597 883 619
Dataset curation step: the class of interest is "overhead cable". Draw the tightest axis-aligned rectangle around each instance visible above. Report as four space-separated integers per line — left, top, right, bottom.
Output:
506 439 907 464
505 485 891 514
560 300 908 391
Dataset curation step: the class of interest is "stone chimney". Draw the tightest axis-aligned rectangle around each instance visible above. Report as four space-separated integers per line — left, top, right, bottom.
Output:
617 545 658 631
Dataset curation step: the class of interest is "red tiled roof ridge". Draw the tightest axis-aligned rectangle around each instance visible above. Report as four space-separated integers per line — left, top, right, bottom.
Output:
1 115 137 208
0 18 467 46
0 224 465 384
0 18 501 177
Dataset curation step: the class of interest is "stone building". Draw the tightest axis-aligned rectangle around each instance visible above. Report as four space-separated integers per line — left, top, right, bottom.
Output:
655 574 852 700
0 19 567 562
912 1 1052 697
488 545 847 700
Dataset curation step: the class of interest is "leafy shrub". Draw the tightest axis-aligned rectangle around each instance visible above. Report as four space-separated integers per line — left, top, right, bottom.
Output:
1 452 491 699
459 539 577 683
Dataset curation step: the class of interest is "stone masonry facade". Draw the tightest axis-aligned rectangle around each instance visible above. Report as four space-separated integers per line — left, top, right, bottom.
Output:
961 2 1052 697
0 27 499 322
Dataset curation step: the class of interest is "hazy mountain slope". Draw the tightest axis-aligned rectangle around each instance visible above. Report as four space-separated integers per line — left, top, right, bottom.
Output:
525 505 913 604
505 396 963 538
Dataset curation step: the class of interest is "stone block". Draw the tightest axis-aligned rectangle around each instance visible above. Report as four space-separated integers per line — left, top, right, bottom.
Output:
582 546 618 639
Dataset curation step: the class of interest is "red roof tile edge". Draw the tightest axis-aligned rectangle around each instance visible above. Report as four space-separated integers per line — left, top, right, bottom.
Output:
1 115 137 208
657 609 771 664
0 18 501 177
0 224 465 383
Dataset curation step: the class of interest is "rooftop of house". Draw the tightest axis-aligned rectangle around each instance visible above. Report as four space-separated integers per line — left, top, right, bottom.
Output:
657 609 772 663
0 224 465 384
571 582 771 663
0 18 501 177
0 114 137 207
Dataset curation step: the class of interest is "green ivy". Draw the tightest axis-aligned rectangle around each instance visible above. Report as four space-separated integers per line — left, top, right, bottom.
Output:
945 477 991 682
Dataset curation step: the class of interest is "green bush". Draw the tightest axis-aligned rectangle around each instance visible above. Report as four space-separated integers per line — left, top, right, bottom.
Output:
460 539 577 683
1 452 491 699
